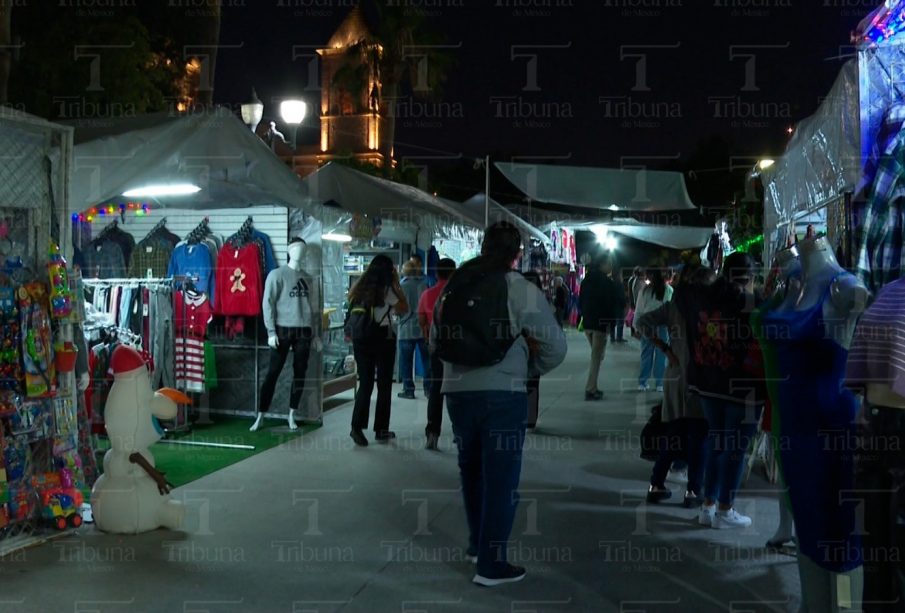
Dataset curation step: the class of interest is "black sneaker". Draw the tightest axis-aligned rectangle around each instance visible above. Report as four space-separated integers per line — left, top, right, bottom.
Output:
646 486 672 504
584 390 603 401
425 433 439 450
375 430 396 442
350 429 368 447
396 392 416 399
473 564 526 587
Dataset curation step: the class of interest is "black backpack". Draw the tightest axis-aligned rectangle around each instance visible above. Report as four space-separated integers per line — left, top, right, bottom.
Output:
433 260 516 367
343 302 390 343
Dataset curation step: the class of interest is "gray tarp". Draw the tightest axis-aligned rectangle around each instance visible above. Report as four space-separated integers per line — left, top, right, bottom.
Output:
553 220 711 250
496 161 696 212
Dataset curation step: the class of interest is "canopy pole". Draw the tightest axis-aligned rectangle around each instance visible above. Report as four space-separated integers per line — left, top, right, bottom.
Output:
484 155 490 229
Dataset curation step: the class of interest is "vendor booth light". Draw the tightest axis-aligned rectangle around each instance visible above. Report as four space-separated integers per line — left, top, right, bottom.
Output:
122 183 200 197
757 159 775 170
607 205 619 211
322 232 353 242
605 236 618 251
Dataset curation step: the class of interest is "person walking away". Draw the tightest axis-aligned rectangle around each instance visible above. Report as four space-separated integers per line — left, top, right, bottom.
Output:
635 269 673 392
638 264 715 506
580 254 625 400
552 276 569 327
434 222 567 586
397 259 429 400
417 257 456 450
347 255 409 447
628 266 646 335
674 252 766 529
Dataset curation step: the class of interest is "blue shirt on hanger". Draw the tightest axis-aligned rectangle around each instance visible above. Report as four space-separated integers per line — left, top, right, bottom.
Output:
168 242 215 304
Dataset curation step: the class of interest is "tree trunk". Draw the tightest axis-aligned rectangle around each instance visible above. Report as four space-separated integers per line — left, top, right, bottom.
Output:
194 2 220 108
0 1 13 105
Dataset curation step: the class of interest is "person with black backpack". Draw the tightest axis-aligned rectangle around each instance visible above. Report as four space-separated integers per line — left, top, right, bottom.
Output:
345 255 409 447
433 222 567 586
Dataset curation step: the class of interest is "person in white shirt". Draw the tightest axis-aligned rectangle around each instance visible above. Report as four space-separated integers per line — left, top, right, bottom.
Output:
635 268 673 392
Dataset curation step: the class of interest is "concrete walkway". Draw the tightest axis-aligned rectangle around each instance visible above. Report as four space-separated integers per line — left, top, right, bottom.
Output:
1 331 800 612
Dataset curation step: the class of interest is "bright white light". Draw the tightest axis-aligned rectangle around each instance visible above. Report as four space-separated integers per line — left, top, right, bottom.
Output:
122 183 200 197
280 100 308 125
607 205 620 211
322 232 352 243
606 236 618 251
591 224 609 244
758 159 775 170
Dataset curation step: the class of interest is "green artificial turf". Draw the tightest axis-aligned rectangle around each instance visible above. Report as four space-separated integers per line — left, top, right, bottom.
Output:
96 417 320 488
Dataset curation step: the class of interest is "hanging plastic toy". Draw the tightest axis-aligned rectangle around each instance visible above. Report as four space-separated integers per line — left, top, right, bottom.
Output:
47 241 72 319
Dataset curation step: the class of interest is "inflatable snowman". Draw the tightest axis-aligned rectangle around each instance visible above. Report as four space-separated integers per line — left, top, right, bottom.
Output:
91 345 187 533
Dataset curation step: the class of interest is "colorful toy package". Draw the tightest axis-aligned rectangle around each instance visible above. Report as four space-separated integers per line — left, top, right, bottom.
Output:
0 286 22 392
18 283 55 398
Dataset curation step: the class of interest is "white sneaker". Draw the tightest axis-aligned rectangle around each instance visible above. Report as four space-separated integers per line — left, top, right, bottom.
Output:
698 504 716 527
638 384 649 391
655 385 664 393
713 508 752 530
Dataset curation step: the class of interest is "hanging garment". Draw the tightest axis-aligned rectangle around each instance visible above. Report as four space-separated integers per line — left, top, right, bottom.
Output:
856 132 905 292
215 243 264 316
846 277 905 397
129 234 175 279
173 290 211 393
168 242 215 299
251 229 278 274
757 273 862 574
82 240 126 279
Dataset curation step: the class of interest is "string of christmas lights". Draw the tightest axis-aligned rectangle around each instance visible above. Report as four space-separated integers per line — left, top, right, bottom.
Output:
72 202 152 223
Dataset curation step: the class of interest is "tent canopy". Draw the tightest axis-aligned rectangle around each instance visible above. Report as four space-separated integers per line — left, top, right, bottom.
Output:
555 219 712 250
64 108 338 225
496 161 696 212
455 193 550 246
300 162 480 242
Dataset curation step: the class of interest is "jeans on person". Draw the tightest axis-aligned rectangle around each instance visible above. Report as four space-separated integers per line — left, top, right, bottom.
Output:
585 329 608 393
554 307 565 328
526 376 540 428
639 326 668 388
446 391 527 577
398 337 430 394
700 396 763 507
351 330 397 433
259 326 312 413
425 349 444 437
650 418 709 494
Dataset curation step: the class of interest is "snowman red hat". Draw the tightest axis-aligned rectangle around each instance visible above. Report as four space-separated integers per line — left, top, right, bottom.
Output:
110 345 147 376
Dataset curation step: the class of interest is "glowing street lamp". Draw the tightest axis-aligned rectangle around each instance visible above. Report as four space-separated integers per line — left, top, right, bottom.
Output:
280 99 308 151
241 88 264 133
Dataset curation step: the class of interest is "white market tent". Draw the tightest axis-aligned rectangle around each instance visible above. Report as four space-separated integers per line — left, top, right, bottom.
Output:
300 162 481 248
455 193 550 246
495 161 697 212
555 220 712 251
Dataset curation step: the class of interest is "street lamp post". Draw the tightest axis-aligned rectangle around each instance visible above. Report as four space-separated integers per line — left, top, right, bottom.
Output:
280 99 308 151
240 88 264 134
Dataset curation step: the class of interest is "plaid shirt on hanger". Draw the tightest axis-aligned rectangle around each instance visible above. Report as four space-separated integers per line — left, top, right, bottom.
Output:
857 131 905 293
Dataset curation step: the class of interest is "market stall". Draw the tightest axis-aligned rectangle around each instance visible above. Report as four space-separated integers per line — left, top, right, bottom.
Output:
62 108 342 428
0 108 93 555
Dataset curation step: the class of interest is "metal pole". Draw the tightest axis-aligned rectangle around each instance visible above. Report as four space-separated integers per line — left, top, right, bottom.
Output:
484 155 490 228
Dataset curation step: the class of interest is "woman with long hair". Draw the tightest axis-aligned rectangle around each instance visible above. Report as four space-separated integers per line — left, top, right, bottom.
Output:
348 254 409 447
638 263 715 506
635 268 673 392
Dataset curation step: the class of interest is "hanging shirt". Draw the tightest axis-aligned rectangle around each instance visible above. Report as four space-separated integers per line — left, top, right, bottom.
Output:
846 277 905 399
129 235 175 279
250 229 278 275
174 290 212 338
168 242 215 300
82 240 126 279
215 243 264 316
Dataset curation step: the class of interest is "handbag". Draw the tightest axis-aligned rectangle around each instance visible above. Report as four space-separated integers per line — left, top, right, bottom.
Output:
624 307 635 329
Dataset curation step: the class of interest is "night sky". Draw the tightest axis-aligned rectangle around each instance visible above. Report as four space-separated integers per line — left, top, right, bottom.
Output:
214 1 861 175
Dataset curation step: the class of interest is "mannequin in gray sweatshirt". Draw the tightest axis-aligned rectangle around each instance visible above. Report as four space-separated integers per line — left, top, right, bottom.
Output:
251 238 320 432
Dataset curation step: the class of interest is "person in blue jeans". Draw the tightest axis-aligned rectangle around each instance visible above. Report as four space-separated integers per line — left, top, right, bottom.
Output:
438 222 567 587
396 259 429 399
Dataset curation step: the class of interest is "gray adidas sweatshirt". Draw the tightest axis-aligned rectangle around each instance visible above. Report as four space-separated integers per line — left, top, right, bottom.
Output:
263 265 315 335
438 272 568 393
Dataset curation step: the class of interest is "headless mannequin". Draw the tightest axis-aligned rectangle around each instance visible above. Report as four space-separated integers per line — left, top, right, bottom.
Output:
765 246 800 550
783 237 868 613
250 241 322 432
